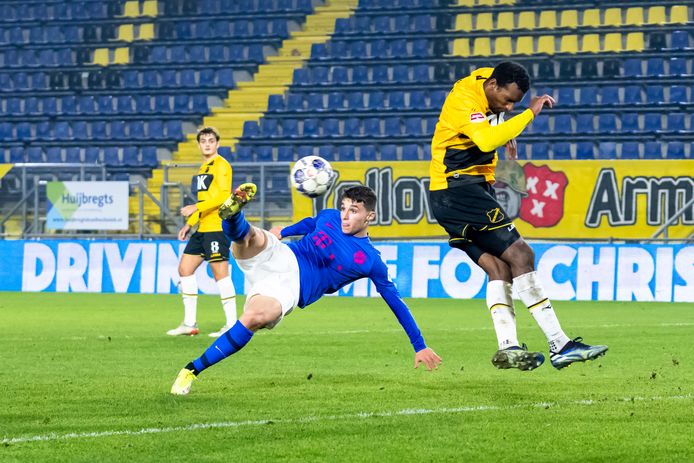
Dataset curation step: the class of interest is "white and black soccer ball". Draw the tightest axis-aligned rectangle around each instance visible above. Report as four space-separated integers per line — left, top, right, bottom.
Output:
291 155 336 198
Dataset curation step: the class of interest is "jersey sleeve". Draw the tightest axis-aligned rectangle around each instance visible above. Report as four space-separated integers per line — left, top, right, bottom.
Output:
446 89 534 152
196 160 232 214
280 216 317 237
186 212 200 227
369 259 426 352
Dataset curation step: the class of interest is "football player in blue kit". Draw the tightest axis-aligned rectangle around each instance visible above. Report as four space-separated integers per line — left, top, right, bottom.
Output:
171 183 441 395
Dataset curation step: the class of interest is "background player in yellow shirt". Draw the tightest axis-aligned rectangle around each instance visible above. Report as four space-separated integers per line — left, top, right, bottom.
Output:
429 62 607 371
167 127 238 338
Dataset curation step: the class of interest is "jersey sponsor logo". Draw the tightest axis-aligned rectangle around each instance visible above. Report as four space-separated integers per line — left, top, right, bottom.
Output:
353 250 367 265
519 164 568 228
469 112 485 123
195 174 214 192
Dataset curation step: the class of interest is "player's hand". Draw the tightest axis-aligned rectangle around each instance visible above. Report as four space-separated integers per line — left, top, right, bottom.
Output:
178 224 191 241
180 204 197 217
505 138 518 160
529 94 555 116
414 348 442 371
269 226 284 240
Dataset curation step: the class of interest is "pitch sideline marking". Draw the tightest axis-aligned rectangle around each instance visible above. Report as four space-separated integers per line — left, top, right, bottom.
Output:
3 394 691 445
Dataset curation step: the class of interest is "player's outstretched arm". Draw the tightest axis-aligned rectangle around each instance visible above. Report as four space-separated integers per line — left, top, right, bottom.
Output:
415 348 442 371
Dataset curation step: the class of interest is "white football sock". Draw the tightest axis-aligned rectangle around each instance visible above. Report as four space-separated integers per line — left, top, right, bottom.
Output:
180 275 198 327
486 280 519 350
216 276 237 326
514 271 570 352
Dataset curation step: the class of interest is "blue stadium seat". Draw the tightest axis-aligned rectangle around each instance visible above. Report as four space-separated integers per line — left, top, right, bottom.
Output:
401 144 420 160
283 119 299 138
84 147 100 163
97 95 114 114
154 95 172 113
669 57 688 76
531 115 549 134
103 147 119 165
384 117 401 136
327 92 344 111
199 69 216 87
277 146 293 162
303 118 320 137
65 147 81 163
388 91 406 109
531 142 549 159
621 113 639 132
9 147 25 163
413 64 430 82
409 90 427 109
122 147 140 166
623 86 643 105
600 86 620 105
372 65 389 83
644 114 662 131
0 123 11 141
552 142 572 160
392 65 409 83
161 70 178 87
380 144 398 161
318 144 336 160
344 118 361 137
390 39 408 58
166 120 183 139
404 117 423 136
79 96 96 114
412 39 429 57
666 142 686 159
110 121 127 140
142 147 158 167
286 93 304 111
667 114 686 131
643 141 662 159
307 93 324 111
350 40 367 58
298 146 313 158
16 122 32 139
366 91 385 110
235 146 253 162
623 58 642 77
323 118 340 137
256 146 273 162
71 121 88 141
579 86 599 105
180 69 196 87
669 86 688 104
338 145 356 161
553 115 572 134
429 90 447 109
54 121 71 141
142 71 158 88
123 70 140 89
557 88 576 106
373 16 391 33
91 121 107 139
646 58 665 76
598 142 617 159
425 117 438 135
620 142 640 159
311 67 329 85
394 15 411 32
136 95 153 114
331 66 349 83
670 30 690 49
267 95 284 112
575 142 595 159
174 95 190 112
27 147 43 161
598 114 618 133
6 98 22 116
352 66 369 83
363 118 381 137
148 120 165 139
130 122 146 140
646 86 665 104
360 145 377 161
117 96 134 114
576 114 595 133
260 119 279 138
191 95 208 113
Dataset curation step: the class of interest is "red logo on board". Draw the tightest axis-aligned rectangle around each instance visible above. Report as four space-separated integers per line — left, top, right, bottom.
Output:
519 164 568 228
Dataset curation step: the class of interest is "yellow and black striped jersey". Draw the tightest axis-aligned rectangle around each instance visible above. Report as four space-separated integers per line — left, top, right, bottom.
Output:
430 67 535 191
186 154 232 232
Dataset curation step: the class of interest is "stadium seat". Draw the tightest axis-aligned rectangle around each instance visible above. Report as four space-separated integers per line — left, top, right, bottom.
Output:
576 114 595 132
667 114 686 131
643 141 662 159
669 86 688 104
666 141 686 159
598 114 618 133
553 115 572 134
148 120 165 139
600 86 620 105
318 144 336 160
84 147 100 163
646 86 665 104
366 91 385 110
380 144 398 161
620 142 641 159
401 144 420 160
260 119 279 138
552 142 572 160
623 86 643 104
65 147 82 163
623 58 642 77
669 57 688 76
360 145 377 161
277 146 294 162
598 142 617 159
384 117 401 136
621 113 640 132
531 115 549 134
363 118 381 137
166 120 183 139
575 142 595 159
283 119 299 138
304 118 320 137
644 114 662 131
323 118 340 137
339 145 356 161
646 58 665 76
557 88 576 106
531 142 549 159
670 30 690 49
579 86 599 105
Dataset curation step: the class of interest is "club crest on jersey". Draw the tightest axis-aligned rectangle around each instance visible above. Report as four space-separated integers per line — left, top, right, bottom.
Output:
470 112 485 123
195 174 213 192
486 207 505 223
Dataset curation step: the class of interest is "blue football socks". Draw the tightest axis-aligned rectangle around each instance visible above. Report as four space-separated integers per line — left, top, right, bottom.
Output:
222 211 251 242
190 320 254 375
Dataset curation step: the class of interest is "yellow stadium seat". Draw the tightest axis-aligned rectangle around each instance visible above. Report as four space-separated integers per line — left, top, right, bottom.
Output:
669 5 688 23
497 0 515 4
117 24 134 42
494 37 513 55
475 12 493 31
477 0 495 5
455 14 473 31
538 10 557 29
496 12 515 30
603 33 622 52
517 11 536 29
113 47 129 64
457 0 475 5
582 9 601 27
537 35 555 54
625 32 644 51
138 23 155 40
603 8 622 26
515 36 534 55
121 1 139 17
647 6 666 24
472 37 491 56
559 34 578 54
92 48 109 66
582 34 600 53
142 0 157 16
560 10 578 28
452 38 470 56
625 7 644 25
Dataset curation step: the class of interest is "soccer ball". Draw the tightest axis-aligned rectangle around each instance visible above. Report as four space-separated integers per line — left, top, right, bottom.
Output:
290 155 336 198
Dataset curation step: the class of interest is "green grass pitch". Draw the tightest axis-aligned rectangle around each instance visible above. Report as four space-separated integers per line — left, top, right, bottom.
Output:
2 292 693 462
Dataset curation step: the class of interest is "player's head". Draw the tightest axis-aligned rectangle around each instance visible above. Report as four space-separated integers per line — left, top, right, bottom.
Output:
196 126 221 157
484 61 530 115
339 185 377 237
